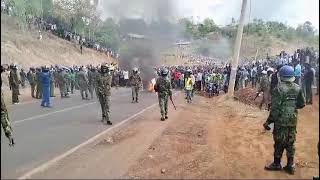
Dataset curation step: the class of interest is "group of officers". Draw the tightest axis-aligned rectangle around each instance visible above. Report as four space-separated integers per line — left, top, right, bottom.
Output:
1 63 174 143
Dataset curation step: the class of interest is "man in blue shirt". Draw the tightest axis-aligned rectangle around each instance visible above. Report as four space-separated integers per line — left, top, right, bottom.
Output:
40 66 52 107
294 61 301 85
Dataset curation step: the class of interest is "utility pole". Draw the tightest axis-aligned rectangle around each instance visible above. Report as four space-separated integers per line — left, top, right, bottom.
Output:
227 0 248 98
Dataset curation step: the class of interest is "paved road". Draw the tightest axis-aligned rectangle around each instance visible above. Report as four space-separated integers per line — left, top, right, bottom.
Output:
1 88 159 179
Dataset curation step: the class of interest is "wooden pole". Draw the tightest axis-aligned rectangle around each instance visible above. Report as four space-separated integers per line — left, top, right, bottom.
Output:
227 0 248 98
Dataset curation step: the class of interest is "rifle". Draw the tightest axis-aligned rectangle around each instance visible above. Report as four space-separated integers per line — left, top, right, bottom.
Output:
169 94 176 110
254 91 261 100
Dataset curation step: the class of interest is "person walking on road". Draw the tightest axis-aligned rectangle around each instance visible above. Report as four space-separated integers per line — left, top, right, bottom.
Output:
96 64 113 125
129 67 142 103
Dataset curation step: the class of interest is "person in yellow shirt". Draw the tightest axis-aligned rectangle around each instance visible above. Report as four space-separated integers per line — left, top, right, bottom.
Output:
184 69 194 103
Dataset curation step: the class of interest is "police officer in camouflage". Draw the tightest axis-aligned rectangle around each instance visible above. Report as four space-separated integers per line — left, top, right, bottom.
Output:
77 66 89 100
27 67 37 98
154 68 172 121
1 65 15 146
9 64 20 104
57 67 69 98
88 67 97 99
96 64 113 125
35 67 43 99
129 67 142 103
263 65 305 175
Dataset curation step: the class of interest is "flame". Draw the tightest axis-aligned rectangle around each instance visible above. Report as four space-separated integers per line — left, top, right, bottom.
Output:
148 78 156 92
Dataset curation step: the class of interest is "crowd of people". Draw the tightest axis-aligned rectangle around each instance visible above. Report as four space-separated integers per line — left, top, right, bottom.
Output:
156 47 319 108
1 0 119 58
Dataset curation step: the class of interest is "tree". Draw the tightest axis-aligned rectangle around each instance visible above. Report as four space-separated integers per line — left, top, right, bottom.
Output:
53 0 97 32
296 21 315 37
95 18 120 50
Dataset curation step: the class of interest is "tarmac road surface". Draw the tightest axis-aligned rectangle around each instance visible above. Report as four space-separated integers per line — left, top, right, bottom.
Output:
1 88 159 179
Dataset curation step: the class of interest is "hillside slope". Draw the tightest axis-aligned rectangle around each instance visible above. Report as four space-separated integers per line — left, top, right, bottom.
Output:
1 15 116 69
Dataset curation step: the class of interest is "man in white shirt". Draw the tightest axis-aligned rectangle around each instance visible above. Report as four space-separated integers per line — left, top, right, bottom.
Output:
123 70 129 87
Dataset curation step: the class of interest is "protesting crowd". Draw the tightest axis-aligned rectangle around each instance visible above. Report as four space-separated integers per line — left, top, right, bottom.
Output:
155 47 319 108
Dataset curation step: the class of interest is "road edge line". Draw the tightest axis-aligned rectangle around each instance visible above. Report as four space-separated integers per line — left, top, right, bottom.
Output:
17 102 159 179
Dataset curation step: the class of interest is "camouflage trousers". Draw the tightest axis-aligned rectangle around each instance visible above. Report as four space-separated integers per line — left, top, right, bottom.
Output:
30 83 36 98
273 126 296 159
80 88 89 99
88 84 95 99
36 83 42 99
1 109 12 138
158 95 168 117
11 86 19 103
98 94 110 120
50 82 55 96
58 83 68 97
132 86 140 101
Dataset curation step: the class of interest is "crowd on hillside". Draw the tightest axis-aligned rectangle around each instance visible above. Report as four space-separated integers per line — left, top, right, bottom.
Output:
1 0 119 59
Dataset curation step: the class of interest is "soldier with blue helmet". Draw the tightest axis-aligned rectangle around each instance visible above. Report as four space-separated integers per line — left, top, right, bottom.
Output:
264 65 305 175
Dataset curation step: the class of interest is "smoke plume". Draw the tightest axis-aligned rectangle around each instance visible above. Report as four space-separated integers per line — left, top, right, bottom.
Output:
98 0 182 88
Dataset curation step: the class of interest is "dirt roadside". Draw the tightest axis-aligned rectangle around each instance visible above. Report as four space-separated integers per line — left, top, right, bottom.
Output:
125 94 319 179
29 92 319 179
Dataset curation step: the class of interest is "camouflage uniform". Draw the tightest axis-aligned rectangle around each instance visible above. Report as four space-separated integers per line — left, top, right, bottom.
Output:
259 75 271 110
77 69 89 100
1 92 13 144
155 76 172 120
88 69 97 99
19 70 27 88
58 69 68 98
69 71 76 94
35 69 43 99
129 73 142 103
50 70 55 97
96 69 113 124
9 68 20 103
264 81 305 173
27 69 36 98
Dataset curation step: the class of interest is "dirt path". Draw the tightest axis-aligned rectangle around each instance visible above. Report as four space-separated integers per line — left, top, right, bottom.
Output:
125 94 319 179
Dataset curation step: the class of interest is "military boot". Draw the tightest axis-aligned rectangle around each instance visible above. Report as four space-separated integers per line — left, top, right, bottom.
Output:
160 116 165 121
265 157 282 171
132 97 135 103
135 97 138 103
283 157 295 175
106 120 112 125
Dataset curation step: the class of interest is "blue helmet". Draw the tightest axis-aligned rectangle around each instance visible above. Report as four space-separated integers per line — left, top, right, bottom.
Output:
279 65 295 82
